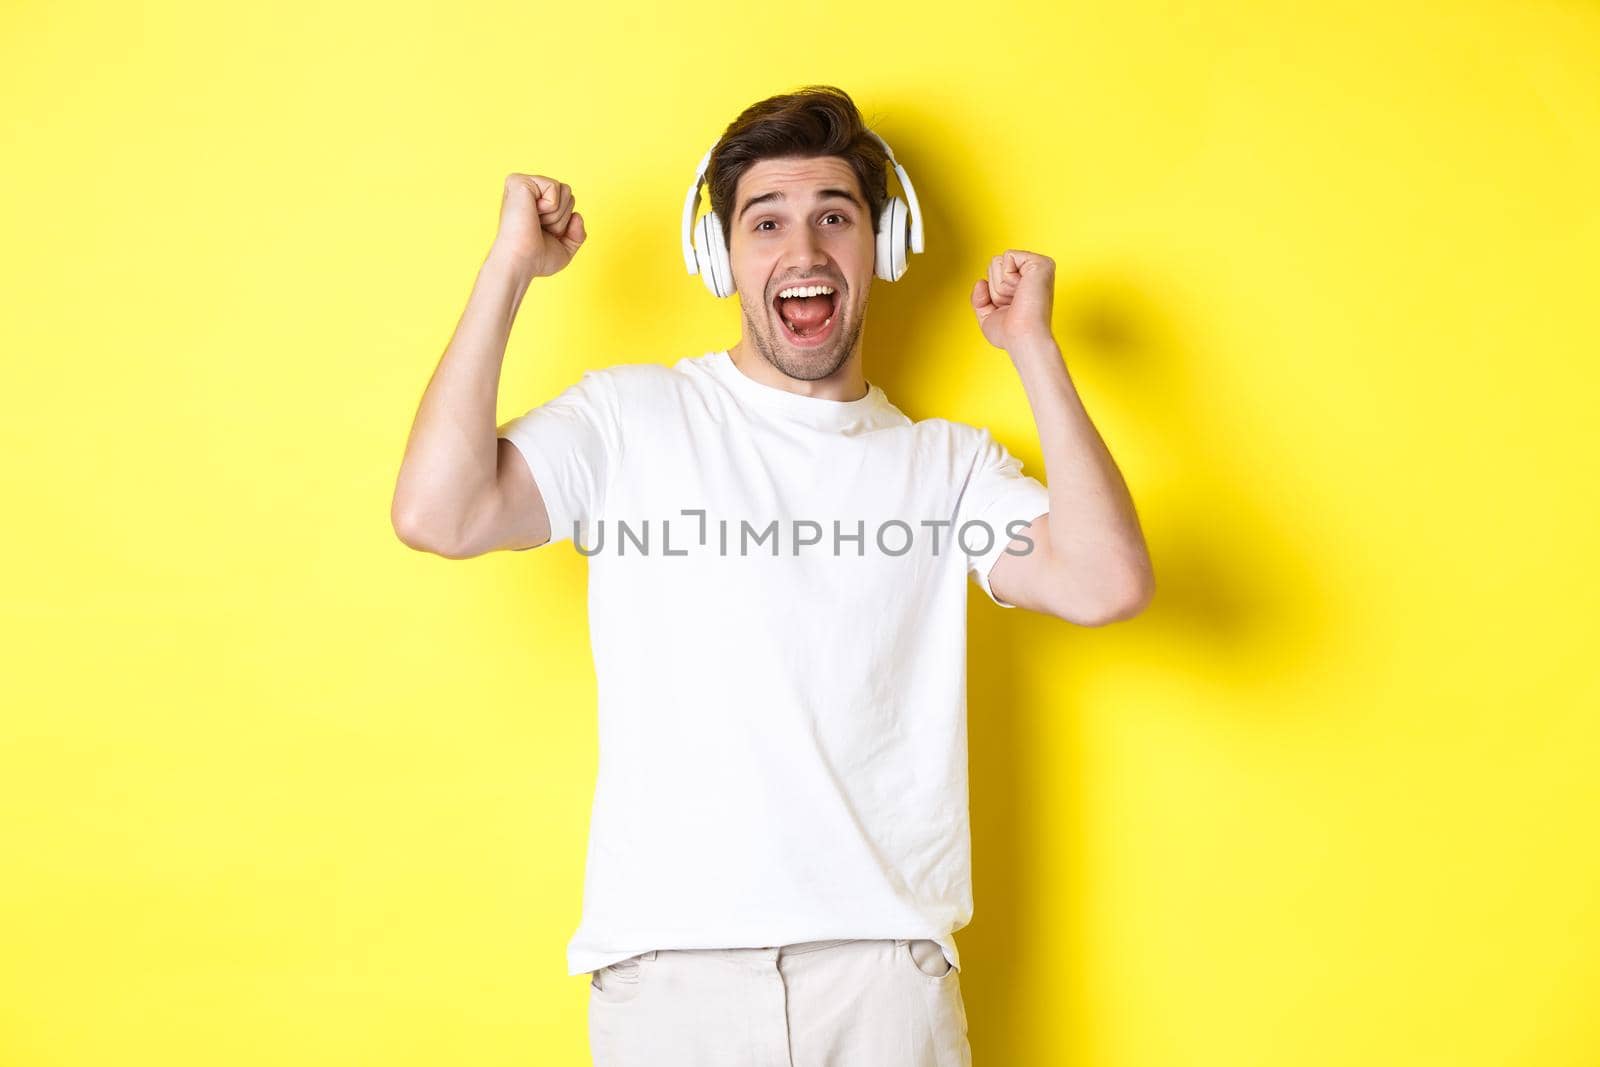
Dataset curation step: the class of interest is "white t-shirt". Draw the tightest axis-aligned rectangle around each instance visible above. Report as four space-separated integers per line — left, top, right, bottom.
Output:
498 349 1050 976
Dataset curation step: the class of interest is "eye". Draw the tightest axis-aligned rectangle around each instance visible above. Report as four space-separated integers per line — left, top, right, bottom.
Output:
755 213 847 232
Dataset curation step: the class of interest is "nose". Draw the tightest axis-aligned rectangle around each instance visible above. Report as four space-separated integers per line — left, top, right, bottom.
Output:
780 224 829 277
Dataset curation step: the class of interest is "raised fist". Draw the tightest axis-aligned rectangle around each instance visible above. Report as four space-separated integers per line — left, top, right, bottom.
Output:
492 173 587 278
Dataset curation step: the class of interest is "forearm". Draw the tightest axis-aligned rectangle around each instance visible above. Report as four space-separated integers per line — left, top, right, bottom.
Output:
391 242 533 550
1010 337 1154 601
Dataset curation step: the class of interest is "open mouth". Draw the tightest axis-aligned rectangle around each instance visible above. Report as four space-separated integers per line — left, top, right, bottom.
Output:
772 287 841 347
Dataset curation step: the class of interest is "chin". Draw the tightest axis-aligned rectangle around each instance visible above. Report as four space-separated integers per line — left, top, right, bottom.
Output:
741 284 866 377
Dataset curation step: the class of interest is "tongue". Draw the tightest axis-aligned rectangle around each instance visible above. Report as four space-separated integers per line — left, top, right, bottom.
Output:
779 294 832 333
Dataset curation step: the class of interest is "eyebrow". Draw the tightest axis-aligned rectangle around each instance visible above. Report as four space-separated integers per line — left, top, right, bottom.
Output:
737 187 865 223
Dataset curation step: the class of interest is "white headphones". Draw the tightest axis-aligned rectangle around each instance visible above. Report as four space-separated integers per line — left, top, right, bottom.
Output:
680 129 925 298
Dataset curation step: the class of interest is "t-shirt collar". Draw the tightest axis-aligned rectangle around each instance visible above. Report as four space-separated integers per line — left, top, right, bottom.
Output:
706 349 886 428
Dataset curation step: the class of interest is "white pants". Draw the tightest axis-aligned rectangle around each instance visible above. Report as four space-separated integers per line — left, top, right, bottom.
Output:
588 937 972 1066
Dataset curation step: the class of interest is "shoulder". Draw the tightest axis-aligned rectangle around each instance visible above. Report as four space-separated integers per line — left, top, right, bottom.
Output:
910 413 981 438
899 413 991 453
570 360 665 390
566 358 705 413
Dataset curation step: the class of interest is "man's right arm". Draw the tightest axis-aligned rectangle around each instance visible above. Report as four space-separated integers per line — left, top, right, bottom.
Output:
390 174 586 558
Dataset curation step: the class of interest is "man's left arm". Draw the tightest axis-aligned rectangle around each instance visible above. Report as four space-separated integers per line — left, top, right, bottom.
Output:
972 250 1156 626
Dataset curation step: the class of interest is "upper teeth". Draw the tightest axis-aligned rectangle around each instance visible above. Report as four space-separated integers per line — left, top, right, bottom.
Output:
778 284 835 299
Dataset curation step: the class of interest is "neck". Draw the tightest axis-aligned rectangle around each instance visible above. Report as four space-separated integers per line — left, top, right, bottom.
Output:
726 337 870 402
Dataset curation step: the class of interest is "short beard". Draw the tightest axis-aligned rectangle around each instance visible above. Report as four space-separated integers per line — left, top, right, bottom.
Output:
745 290 867 382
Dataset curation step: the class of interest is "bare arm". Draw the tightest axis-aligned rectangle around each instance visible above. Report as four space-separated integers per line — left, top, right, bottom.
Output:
986 345 1154 624
390 174 587 557
972 250 1156 624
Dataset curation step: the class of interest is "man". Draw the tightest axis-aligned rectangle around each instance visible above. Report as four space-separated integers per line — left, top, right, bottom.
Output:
391 85 1154 1067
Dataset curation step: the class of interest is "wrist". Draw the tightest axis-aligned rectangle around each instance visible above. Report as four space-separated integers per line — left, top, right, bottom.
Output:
484 240 537 285
1007 334 1063 367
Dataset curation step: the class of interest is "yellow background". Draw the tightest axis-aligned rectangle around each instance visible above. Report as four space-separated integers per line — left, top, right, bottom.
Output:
4 0 1598 1064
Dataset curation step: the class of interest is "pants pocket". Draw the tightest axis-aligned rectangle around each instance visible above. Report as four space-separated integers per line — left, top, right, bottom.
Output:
589 950 656 1003
902 938 956 979
897 940 970 1067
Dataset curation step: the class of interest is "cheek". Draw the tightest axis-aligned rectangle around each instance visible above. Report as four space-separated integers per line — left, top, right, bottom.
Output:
735 257 777 303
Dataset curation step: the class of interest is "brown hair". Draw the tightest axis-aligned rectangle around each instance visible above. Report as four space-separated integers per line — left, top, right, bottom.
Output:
707 84 889 252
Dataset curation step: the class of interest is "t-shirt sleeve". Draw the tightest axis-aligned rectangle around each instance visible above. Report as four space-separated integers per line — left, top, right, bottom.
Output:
496 369 623 547
957 427 1051 608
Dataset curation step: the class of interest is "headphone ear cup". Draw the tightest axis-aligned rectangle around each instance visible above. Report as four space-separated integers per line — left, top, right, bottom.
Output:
695 211 735 298
874 200 893 282
875 197 909 282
